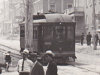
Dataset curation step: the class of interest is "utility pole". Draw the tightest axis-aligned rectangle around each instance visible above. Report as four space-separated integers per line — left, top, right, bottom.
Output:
92 0 97 50
3 0 5 36
25 0 33 51
74 0 76 23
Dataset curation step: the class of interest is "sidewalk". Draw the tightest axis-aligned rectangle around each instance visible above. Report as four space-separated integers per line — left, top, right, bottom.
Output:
76 43 100 56
1 66 18 75
1 66 47 75
1 72 18 75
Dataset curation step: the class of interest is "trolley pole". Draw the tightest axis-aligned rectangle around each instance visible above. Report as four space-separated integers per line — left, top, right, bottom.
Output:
25 0 33 51
92 0 97 50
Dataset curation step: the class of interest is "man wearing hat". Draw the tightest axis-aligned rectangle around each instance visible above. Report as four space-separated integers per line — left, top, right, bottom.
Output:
30 51 44 75
5 51 11 72
17 49 33 75
45 50 58 75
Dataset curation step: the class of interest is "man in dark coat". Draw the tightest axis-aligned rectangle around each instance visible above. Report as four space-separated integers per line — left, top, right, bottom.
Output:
45 50 58 75
5 51 11 72
0 67 2 74
80 33 85 45
86 32 92 46
95 33 99 46
30 52 44 75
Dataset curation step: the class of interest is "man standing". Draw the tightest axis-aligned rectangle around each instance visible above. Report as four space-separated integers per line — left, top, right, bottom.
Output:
86 32 92 46
17 49 33 75
30 52 44 75
80 33 85 45
95 33 99 46
5 51 11 72
45 50 58 75
0 67 2 74
98 32 100 45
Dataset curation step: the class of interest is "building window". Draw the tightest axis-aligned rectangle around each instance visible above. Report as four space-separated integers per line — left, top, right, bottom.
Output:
33 27 38 39
49 3 56 12
68 4 72 8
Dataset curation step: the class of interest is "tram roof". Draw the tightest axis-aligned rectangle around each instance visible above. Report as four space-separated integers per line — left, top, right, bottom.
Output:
45 14 74 22
33 14 74 22
20 14 74 24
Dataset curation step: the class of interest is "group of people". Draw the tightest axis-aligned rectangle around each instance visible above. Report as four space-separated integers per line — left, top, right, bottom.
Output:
0 49 57 75
80 32 100 46
17 49 58 75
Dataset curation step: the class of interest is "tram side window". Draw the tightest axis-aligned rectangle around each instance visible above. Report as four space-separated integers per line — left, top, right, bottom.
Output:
43 26 53 40
67 26 74 40
33 27 38 39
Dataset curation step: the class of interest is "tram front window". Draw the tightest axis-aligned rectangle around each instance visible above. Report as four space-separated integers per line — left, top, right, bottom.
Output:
55 26 65 40
43 26 53 40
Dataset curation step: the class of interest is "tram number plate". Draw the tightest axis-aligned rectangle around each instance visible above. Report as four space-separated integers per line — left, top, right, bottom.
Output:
44 42 51 45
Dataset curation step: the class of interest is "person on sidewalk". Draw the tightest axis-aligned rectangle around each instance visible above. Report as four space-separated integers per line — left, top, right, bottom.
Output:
30 51 44 75
80 33 85 45
17 49 33 75
95 33 99 46
86 32 92 46
0 67 2 74
45 50 58 75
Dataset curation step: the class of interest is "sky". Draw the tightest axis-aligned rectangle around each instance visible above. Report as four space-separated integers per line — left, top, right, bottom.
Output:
0 0 8 9
0 0 8 3
0 0 3 8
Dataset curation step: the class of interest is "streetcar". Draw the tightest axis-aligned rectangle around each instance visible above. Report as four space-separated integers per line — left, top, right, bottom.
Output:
20 13 76 64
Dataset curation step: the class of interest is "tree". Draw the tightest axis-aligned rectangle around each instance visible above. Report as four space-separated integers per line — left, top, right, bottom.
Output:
92 0 97 50
25 0 33 51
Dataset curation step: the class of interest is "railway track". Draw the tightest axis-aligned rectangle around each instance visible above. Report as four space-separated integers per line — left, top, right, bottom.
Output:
71 62 100 75
0 44 21 59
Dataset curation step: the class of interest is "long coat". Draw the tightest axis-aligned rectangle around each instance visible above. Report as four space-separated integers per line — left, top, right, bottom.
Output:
30 61 44 75
86 34 92 45
46 61 58 75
